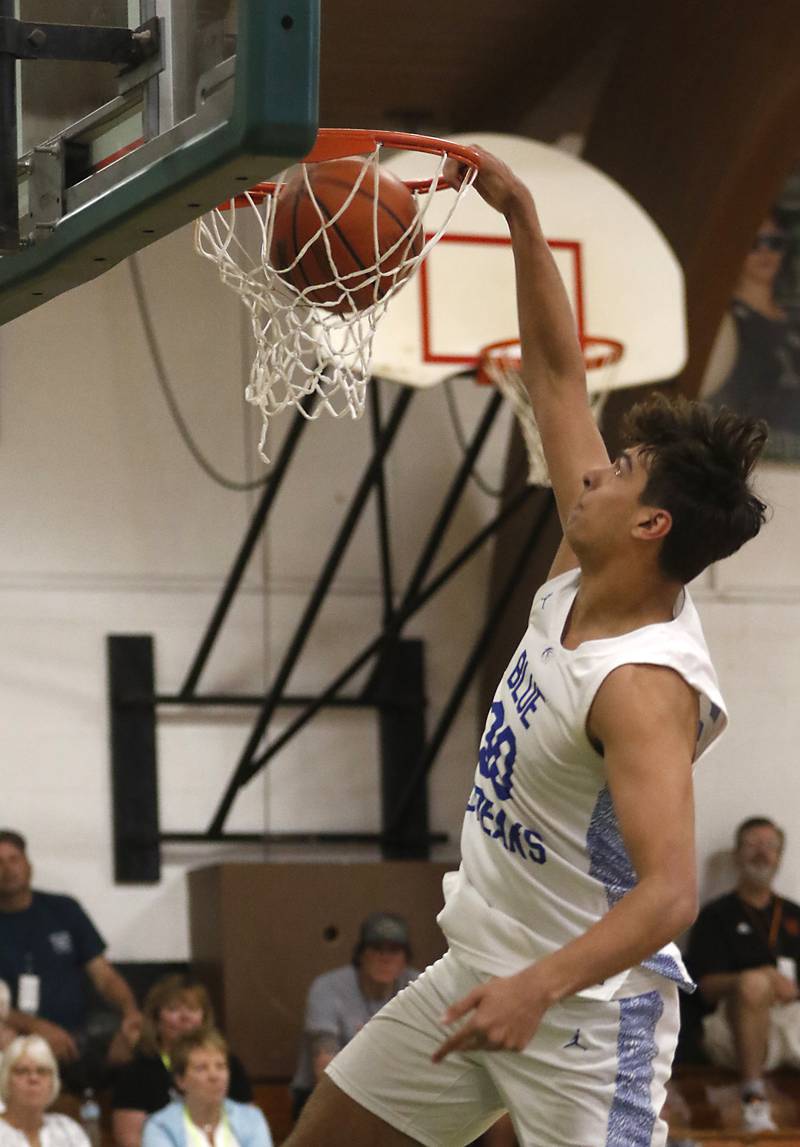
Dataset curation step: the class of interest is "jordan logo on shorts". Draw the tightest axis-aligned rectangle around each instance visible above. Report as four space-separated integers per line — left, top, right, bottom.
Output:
563 1028 588 1050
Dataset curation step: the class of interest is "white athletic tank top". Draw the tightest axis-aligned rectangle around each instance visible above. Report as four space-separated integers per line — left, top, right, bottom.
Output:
437 567 727 1000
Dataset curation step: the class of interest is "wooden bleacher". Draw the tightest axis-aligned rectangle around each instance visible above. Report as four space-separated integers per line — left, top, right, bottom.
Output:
665 1066 800 1145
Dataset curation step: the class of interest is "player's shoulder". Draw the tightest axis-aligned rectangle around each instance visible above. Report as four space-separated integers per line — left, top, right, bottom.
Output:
598 660 698 709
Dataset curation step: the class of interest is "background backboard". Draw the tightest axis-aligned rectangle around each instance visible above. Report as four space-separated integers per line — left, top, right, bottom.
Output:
370 133 688 394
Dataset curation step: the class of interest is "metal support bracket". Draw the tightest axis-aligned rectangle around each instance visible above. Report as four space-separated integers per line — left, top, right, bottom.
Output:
0 17 159 71
29 140 65 234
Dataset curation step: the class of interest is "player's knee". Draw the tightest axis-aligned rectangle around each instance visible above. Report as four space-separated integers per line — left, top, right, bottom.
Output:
736 967 775 1007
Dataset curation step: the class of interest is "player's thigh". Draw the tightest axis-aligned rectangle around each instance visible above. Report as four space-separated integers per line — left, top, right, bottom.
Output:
285 1075 420 1147
488 980 679 1147
325 952 505 1147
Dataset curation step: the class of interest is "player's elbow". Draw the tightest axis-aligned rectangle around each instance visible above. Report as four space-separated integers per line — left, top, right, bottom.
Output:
668 882 699 936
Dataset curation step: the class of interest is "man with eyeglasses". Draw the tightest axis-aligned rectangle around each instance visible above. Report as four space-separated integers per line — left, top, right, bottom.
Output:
685 817 800 1134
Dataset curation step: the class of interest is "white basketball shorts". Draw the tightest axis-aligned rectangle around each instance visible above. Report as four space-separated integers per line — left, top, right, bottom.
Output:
326 949 679 1147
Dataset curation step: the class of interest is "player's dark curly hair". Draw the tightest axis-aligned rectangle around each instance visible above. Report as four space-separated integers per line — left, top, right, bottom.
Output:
621 394 769 584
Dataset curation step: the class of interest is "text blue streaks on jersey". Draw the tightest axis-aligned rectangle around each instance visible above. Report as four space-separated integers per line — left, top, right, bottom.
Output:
506 650 546 728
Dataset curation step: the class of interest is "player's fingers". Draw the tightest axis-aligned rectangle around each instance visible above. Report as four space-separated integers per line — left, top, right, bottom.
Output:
432 1023 483 1063
440 986 483 1026
442 156 469 190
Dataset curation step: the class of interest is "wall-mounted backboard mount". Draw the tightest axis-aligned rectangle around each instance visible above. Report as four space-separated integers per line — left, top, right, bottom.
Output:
0 0 319 326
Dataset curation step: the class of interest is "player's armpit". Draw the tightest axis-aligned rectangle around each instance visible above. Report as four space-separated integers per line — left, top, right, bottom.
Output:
588 663 700 926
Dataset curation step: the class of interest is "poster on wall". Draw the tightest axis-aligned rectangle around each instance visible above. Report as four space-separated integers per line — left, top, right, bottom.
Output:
701 165 800 464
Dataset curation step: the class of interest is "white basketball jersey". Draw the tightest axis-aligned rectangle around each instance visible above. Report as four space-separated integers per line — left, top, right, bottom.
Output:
438 567 727 1000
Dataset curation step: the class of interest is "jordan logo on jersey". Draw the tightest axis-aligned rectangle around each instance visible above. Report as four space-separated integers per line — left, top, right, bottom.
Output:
563 1028 589 1050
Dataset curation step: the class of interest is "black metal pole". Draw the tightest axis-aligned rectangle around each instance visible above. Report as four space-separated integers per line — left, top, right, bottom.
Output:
241 480 534 780
179 400 311 697
160 830 448 846
153 692 376 709
0 1 20 252
207 385 415 834
387 492 556 834
398 388 504 613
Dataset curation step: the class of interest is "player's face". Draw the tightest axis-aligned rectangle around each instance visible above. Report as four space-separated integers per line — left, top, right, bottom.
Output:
177 1047 229 1106
157 995 206 1046
736 825 783 887
0 843 32 898
360 942 408 986
7 1055 54 1110
566 448 652 556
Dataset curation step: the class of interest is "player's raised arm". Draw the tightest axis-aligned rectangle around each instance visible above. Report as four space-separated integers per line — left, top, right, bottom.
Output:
445 148 610 558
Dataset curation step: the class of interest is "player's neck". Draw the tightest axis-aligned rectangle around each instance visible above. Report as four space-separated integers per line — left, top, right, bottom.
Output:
357 970 395 1001
565 565 680 645
737 881 774 909
0 887 33 912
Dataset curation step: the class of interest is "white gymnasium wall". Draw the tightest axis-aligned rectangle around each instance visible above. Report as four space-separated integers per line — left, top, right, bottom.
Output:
690 466 800 906
1 224 799 962
0 223 511 959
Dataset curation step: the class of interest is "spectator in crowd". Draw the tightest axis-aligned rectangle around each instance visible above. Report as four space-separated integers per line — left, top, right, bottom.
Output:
113 975 251 1147
0 1035 90 1147
141 1030 272 1147
0 830 143 1087
685 816 800 1134
702 213 800 461
290 913 418 1120
0 979 11 1050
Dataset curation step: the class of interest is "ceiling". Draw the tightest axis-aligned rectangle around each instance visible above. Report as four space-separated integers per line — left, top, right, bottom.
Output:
317 0 635 138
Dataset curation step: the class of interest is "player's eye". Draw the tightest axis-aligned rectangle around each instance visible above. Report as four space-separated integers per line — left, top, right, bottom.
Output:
613 459 623 476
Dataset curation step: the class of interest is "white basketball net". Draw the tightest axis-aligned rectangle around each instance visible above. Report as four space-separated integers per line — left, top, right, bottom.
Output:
479 338 624 487
194 144 477 458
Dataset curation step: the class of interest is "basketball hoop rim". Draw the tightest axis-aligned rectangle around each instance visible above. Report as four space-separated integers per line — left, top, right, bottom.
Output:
219 128 483 208
476 335 625 385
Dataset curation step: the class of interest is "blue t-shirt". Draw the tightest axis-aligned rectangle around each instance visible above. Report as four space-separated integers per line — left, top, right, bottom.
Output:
0 891 105 1031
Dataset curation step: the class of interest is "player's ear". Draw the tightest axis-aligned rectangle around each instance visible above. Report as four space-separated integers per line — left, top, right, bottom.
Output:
632 506 672 542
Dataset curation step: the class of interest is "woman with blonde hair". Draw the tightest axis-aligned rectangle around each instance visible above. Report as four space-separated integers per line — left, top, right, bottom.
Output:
112 977 250 1147
0 1035 89 1147
142 1030 271 1147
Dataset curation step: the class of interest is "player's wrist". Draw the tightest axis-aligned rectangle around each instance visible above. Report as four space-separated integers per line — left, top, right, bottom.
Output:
517 960 566 1008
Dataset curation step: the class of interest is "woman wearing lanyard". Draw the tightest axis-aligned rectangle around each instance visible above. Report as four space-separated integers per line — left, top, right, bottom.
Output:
142 1030 272 1147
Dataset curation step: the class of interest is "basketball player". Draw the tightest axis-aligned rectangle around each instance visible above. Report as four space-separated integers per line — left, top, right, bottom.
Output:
285 148 768 1146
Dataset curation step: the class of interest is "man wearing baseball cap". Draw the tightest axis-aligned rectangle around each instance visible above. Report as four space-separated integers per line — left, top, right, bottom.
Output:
290 913 417 1120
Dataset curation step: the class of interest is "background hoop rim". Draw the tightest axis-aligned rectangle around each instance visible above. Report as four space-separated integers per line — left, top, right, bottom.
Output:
476 335 625 386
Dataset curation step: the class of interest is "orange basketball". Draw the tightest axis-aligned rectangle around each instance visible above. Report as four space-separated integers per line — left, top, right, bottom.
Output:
269 159 423 314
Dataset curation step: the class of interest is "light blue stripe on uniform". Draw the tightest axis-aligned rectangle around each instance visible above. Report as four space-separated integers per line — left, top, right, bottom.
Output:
606 990 663 1146
586 786 694 990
